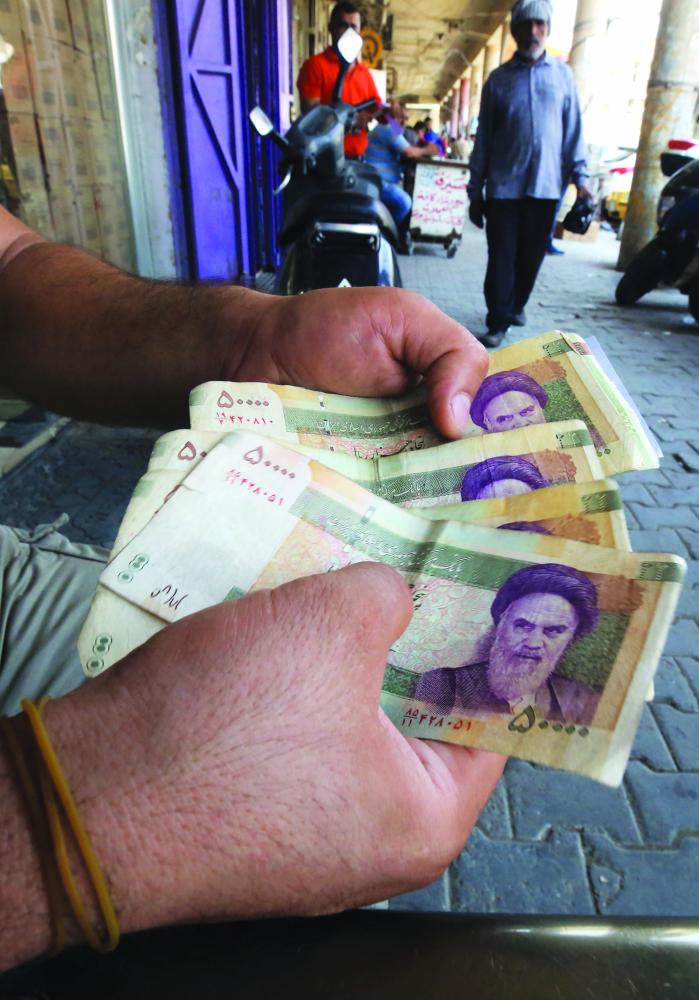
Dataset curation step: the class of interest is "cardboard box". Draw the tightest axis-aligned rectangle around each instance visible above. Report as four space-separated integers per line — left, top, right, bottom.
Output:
19 0 72 46
25 34 64 116
66 0 88 50
84 114 118 182
74 48 100 119
19 180 54 236
82 0 107 54
64 119 93 183
49 185 80 244
92 51 114 119
36 113 73 194
0 6 34 114
73 180 100 250
56 39 81 117
6 109 45 191
94 179 134 268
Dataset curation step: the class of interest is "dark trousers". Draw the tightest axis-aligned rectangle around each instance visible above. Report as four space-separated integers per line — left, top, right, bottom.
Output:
484 197 558 332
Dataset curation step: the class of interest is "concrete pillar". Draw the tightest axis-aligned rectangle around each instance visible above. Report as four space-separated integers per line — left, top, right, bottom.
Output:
467 50 485 129
618 0 699 269
449 85 460 137
459 75 470 134
500 16 512 62
483 27 502 82
569 0 608 143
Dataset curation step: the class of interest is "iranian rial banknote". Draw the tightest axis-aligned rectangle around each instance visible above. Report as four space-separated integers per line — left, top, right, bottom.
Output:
289 420 604 507
189 332 659 476
419 479 631 551
145 421 605 509
82 430 685 785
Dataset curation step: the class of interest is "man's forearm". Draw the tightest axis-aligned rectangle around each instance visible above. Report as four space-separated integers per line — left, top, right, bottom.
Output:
0 241 275 427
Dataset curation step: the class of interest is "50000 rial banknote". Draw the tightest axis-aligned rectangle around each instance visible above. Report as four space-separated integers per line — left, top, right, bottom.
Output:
189 332 659 476
81 430 684 786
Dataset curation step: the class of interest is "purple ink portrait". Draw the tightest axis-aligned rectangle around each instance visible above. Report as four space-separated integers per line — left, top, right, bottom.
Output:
471 370 549 433
460 455 551 501
416 564 602 725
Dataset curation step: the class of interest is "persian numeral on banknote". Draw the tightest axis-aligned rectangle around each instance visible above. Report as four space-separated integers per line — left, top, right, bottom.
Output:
82 430 685 785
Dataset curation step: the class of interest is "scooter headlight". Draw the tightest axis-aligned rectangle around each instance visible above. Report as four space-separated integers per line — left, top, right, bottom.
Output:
658 194 676 225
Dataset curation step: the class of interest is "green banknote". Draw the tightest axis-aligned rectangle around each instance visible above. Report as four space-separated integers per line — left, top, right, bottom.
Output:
290 420 604 507
419 479 631 551
189 332 659 476
82 430 685 785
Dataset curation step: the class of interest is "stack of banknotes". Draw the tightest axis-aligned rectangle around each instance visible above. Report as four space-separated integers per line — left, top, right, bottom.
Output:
78 332 686 785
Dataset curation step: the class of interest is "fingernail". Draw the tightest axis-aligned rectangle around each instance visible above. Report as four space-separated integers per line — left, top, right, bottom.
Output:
450 392 471 433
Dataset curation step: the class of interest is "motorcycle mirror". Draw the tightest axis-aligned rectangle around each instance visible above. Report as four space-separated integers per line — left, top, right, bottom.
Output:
336 27 363 65
249 106 274 137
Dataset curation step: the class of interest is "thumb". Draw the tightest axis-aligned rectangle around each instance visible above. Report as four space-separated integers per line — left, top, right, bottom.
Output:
389 293 489 440
278 562 414 700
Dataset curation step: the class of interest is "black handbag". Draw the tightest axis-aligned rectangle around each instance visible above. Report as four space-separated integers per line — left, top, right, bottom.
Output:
562 195 596 235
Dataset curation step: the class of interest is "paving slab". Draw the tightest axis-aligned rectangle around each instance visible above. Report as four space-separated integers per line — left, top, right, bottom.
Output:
629 704 677 772
653 704 699 771
678 657 699 702
624 763 699 846
451 829 595 915
652 658 698 712
390 873 449 912
475 775 513 839
504 759 642 844
584 832 699 916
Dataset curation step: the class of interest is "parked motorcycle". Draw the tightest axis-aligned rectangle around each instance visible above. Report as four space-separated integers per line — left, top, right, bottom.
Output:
615 152 699 323
249 28 400 293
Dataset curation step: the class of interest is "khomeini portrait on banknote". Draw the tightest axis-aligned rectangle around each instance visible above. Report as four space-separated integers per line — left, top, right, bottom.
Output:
470 370 549 433
415 564 601 726
460 455 552 500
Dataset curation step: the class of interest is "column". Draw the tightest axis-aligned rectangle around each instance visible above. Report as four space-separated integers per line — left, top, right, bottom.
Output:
458 74 470 134
467 50 484 129
618 0 699 269
483 26 501 82
569 0 608 144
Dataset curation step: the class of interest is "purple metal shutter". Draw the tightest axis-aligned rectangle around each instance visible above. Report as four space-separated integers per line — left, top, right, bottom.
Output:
170 0 255 280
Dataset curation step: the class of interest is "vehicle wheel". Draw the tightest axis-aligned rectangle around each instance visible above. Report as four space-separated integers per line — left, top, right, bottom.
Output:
689 282 699 324
446 243 458 259
615 238 665 306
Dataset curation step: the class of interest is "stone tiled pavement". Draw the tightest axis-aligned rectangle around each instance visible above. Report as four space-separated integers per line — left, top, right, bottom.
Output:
1 224 697 917
392 225 699 916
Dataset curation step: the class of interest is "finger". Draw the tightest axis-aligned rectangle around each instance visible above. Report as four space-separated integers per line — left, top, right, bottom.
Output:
408 739 506 830
384 291 489 438
266 562 413 697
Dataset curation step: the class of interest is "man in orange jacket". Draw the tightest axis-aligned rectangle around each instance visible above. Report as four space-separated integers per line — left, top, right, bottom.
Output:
297 1 381 158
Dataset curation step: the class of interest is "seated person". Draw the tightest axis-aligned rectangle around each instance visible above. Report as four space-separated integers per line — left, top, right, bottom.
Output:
365 102 439 245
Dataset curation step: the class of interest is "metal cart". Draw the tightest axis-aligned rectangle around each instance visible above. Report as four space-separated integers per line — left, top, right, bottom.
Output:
406 158 469 257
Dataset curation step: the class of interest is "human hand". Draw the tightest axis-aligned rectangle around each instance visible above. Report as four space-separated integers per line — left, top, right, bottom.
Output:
26 564 504 955
577 185 594 202
226 287 488 438
468 198 485 230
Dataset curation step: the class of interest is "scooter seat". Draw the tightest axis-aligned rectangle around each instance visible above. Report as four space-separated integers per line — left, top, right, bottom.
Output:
279 191 399 248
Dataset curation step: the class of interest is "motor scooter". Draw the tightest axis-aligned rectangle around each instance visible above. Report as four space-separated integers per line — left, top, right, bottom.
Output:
249 28 400 293
615 151 699 323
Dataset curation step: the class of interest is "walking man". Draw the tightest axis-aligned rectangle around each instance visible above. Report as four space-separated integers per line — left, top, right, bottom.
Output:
467 0 592 347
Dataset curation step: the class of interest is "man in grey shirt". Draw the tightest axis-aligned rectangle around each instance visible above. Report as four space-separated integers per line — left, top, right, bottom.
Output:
468 0 592 347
